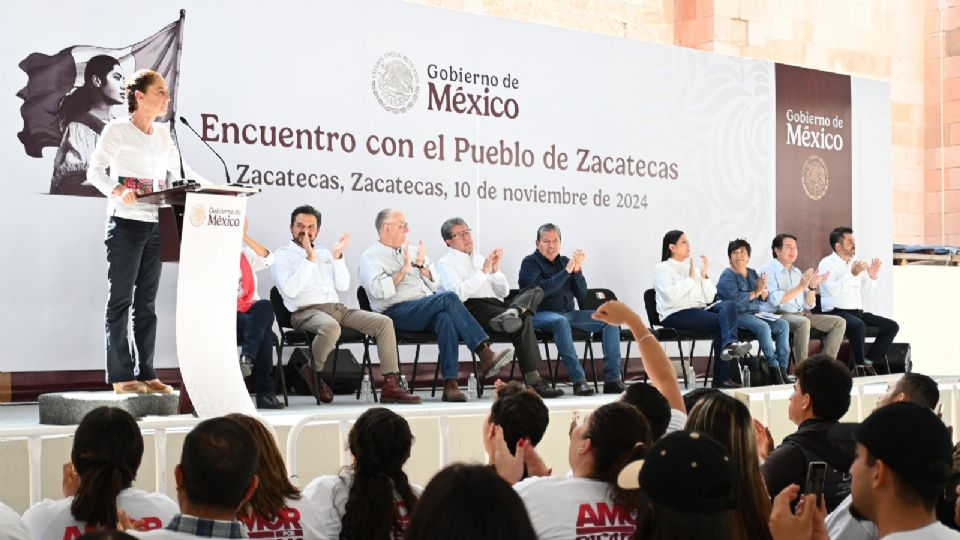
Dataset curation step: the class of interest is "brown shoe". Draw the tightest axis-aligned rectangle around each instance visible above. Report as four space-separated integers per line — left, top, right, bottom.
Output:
113 381 149 394
476 344 515 379
380 373 422 404
442 379 467 402
299 363 334 404
142 379 174 394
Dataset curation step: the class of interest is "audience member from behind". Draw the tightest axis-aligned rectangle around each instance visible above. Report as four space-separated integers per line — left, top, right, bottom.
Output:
761 354 854 512
592 300 687 438
483 381 552 480
511 402 651 539
836 403 958 538
825 372 943 540
0 500 29 540
134 417 259 539
22 407 178 539
687 392 773 540
406 463 536 540
619 430 739 540
77 532 139 540
301 407 419 539
225 414 323 539
683 387 723 413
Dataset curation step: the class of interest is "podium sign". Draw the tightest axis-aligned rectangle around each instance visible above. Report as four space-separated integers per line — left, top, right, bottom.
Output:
175 192 256 416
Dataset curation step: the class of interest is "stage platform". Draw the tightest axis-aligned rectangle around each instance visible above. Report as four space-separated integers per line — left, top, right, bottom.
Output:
2 374 958 515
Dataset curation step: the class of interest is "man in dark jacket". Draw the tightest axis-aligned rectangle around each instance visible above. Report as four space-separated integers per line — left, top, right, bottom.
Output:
761 353 854 513
518 223 624 396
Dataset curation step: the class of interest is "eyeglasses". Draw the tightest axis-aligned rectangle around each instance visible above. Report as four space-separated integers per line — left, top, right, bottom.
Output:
450 228 472 240
385 221 409 230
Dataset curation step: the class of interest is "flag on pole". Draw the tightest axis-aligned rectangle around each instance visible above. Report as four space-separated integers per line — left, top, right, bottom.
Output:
16 11 185 158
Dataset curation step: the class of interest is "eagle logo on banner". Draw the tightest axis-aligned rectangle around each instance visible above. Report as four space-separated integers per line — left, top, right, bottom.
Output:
15 10 185 198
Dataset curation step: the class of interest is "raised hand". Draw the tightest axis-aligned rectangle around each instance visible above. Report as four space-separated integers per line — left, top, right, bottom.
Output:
490 248 504 273
523 441 552 478
301 233 316 261
700 255 710 279
851 261 868 276
592 300 642 327
868 258 881 279
416 240 426 266
811 271 830 287
332 233 351 259
799 268 814 288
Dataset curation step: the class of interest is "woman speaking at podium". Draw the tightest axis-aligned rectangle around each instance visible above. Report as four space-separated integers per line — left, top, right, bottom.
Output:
88 69 207 394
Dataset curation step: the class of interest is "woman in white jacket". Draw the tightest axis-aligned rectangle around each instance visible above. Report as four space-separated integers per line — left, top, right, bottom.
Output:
653 230 749 388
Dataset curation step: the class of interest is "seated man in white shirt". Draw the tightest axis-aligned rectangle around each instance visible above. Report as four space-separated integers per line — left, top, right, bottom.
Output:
818 227 899 374
759 233 846 367
436 217 562 398
271 205 420 405
358 209 513 403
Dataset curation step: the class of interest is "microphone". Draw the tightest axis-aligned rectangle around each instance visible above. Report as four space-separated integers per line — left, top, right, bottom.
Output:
170 121 186 181
179 116 231 183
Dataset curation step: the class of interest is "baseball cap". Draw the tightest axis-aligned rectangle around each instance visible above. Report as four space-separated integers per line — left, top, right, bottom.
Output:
617 430 737 513
829 402 952 477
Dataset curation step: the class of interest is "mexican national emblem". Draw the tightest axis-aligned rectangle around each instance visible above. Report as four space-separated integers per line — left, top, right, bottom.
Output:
801 155 829 201
371 52 418 114
188 204 207 227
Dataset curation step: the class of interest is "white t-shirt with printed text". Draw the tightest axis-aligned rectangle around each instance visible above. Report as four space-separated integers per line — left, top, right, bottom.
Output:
301 471 421 540
239 496 328 540
22 488 178 540
515 476 635 540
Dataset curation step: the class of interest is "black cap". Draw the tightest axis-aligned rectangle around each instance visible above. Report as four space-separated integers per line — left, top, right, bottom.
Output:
617 430 737 513
830 402 952 477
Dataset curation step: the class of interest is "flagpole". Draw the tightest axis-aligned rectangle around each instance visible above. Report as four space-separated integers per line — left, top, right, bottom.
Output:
168 9 186 129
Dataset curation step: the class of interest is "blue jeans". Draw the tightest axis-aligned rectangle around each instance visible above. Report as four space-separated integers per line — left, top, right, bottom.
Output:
237 299 276 394
384 291 488 379
737 314 790 369
531 310 622 383
661 301 740 384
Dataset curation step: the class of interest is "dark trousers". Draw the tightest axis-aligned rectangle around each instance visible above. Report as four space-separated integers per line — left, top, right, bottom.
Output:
662 301 741 384
237 299 276 394
104 217 160 383
830 309 899 366
464 297 541 376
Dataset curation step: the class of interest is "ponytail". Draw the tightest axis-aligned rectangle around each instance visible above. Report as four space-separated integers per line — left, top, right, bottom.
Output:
68 408 143 528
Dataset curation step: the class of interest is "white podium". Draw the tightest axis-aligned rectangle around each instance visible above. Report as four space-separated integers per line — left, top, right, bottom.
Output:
141 184 260 417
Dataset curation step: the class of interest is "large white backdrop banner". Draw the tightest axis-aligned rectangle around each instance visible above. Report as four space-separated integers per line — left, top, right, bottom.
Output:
0 0 891 373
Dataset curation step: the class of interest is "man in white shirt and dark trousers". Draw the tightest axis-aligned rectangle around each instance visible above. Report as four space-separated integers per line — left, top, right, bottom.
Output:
271 205 421 405
760 233 846 366
436 217 563 398
817 227 899 375
358 209 514 403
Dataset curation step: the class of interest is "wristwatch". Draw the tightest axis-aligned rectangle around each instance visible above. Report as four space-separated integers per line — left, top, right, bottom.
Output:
411 263 424 269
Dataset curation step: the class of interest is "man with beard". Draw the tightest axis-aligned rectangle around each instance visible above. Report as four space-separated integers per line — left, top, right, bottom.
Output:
271 205 421 404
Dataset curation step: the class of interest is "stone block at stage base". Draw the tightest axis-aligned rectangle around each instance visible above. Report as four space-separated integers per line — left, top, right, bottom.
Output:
38 391 180 425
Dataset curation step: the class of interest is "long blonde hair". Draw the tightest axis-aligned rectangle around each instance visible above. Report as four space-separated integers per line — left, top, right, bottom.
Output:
686 393 773 540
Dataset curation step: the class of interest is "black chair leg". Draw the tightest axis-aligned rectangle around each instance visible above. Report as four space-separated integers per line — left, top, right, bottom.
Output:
331 342 340 389
622 340 632 381
431 356 442 398
410 344 420 393
583 339 599 393
542 339 557 389
274 338 289 406
308 350 322 406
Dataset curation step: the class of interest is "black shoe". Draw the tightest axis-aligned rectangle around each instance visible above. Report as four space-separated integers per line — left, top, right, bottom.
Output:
530 379 564 398
603 380 626 394
239 353 254 378
490 309 523 334
572 381 595 396
256 393 284 409
857 365 877 377
769 366 785 385
779 367 793 383
711 379 742 389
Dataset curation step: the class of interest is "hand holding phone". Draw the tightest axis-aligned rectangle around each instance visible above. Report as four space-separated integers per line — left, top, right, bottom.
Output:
805 461 828 507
